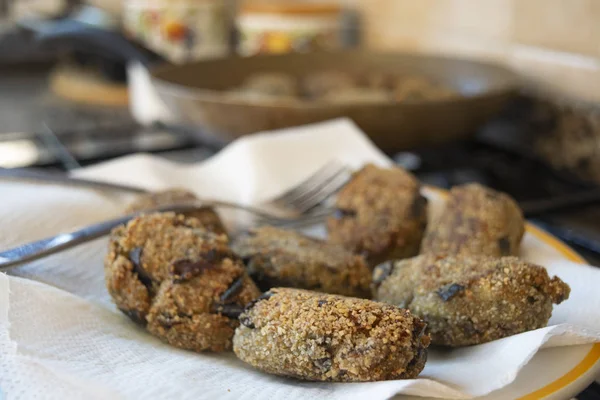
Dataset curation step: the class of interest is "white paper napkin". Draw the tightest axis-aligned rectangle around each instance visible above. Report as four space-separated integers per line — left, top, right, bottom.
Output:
1 119 600 400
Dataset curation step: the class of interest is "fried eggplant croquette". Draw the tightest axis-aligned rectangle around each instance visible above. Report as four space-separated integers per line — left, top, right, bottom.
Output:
421 183 524 257
233 288 430 382
373 255 570 346
104 212 260 352
126 189 227 236
327 164 428 266
231 227 372 297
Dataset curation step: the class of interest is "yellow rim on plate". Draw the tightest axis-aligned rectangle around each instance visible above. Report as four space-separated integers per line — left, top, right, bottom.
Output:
425 186 599 399
518 224 600 400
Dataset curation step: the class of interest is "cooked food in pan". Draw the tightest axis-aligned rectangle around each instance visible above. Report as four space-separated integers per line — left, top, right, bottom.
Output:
224 71 457 103
226 72 299 101
302 71 358 99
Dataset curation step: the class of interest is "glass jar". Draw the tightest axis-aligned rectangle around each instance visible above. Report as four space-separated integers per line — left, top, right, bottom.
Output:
236 1 343 56
123 0 232 63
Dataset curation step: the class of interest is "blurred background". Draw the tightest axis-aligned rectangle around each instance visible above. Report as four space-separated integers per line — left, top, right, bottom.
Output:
0 1 599 262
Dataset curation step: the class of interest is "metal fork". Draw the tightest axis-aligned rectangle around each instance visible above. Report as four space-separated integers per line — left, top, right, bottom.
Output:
0 162 350 270
0 199 336 271
268 161 350 214
0 161 349 217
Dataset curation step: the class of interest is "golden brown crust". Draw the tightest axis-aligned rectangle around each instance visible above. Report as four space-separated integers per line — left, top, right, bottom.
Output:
104 212 260 352
233 288 430 382
326 164 427 266
104 245 151 325
231 227 372 297
374 255 571 346
421 183 525 257
126 189 227 236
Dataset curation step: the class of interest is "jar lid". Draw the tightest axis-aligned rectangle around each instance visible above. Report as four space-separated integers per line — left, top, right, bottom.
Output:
240 1 342 16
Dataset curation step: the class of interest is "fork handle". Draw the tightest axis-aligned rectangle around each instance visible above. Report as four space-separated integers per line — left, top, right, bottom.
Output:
0 214 136 270
0 201 330 270
0 203 206 271
0 167 149 194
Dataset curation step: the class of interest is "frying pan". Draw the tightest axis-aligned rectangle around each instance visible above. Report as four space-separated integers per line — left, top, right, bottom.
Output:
29 13 519 151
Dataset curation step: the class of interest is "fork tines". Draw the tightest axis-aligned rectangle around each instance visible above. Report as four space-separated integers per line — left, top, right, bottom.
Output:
271 161 350 214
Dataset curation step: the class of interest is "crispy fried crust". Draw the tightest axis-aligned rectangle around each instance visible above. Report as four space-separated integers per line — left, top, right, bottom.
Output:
421 183 524 257
126 189 227 236
233 288 430 382
104 212 260 352
231 227 372 297
326 164 428 266
374 255 570 346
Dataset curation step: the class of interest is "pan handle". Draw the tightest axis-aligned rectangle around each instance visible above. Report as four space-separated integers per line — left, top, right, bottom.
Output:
20 18 165 67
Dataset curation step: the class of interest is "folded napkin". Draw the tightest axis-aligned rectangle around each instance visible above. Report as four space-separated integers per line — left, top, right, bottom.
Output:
1 119 600 399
